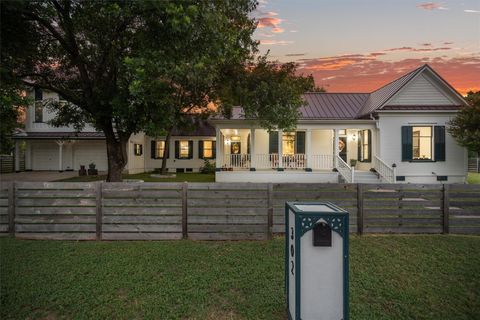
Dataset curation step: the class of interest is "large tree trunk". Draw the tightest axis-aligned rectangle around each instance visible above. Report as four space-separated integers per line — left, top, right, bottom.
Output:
104 126 129 182
160 127 173 175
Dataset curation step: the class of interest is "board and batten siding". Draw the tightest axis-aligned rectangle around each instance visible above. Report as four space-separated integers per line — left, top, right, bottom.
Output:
377 113 467 184
387 73 458 106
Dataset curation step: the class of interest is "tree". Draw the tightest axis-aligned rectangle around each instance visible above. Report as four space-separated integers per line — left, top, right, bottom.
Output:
2 1 314 180
448 91 480 155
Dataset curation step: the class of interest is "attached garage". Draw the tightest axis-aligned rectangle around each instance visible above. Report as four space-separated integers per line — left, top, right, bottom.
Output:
32 143 59 171
73 141 108 171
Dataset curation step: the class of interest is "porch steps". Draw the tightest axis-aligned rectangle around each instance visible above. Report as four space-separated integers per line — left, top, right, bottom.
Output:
353 171 381 184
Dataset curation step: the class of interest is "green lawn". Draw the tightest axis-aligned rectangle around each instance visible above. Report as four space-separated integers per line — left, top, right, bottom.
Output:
1 236 479 319
57 172 215 182
468 172 480 184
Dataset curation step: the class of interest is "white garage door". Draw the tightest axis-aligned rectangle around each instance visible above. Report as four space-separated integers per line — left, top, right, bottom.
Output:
74 142 108 171
32 143 59 170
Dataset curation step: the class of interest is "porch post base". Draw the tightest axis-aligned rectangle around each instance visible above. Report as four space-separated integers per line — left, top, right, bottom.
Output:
305 168 312 172
277 168 284 172
249 168 256 171
58 170 64 173
215 168 222 172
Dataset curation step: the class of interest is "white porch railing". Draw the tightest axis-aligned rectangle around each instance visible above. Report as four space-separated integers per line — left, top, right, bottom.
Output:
282 154 306 169
335 155 354 183
310 154 334 170
373 156 396 183
253 154 278 169
223 154 251 169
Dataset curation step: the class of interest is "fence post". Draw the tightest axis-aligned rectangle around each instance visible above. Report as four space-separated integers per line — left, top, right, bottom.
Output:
8 181 15 237
267 183 273 240
357 183 364 235
442 184 450 234
95 181 103 240
182 182 188 239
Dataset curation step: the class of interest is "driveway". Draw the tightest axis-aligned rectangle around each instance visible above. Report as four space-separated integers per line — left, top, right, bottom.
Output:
0 171 79 182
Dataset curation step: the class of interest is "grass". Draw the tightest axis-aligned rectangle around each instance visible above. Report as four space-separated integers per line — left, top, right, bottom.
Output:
467 172 480 184
1 235 479 319
57 172 215 182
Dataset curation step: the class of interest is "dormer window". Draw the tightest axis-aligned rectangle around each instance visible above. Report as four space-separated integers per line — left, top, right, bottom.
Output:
34 88 43 123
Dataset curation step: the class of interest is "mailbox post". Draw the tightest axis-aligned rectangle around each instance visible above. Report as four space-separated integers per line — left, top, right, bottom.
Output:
285 202 349 320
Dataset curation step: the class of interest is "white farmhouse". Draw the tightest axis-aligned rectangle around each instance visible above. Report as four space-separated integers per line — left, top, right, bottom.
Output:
13 64 469 183
212 64 469 184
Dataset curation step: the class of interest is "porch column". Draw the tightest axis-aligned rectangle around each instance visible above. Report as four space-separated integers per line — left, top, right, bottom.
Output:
215 128 222 170
305 129 312 171
277 129 283 170
56 140 64 172
14 140 21 172
250 128 256 171
334 129 339 168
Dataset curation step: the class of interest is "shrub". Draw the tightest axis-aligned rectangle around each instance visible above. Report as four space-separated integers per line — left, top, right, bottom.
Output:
200 159 216 174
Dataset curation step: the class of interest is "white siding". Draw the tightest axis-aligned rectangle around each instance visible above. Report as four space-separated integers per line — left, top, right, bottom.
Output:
388 73 456 106
126 133 146 174
378 113 467 183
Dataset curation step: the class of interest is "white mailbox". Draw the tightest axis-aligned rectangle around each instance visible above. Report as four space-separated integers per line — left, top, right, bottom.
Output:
285 202 349 320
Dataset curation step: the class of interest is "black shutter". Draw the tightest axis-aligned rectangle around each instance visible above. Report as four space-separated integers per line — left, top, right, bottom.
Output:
188 141 193 159
367 130 372 162
401 126 413 161
357 130 362 161
295 131 305 154
34 88 43 101
269 131 278 154
198 141 204 159
139 144 143 156
212 141 216 159
151 141 156 159
434 126 446 161
247 134 251 154
175 141 180 159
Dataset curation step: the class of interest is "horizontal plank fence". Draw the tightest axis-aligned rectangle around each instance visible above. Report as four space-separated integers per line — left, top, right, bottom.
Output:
0 182 479 240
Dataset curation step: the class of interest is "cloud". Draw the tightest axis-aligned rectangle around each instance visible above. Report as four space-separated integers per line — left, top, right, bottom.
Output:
443 41 453 45
464 9 480 13
385 46 452 52
257 17 283 28
297 53 480 95
421 43 432 46
285 53 307 57
272 27 284 33
416 2 449 10
259 39 293 45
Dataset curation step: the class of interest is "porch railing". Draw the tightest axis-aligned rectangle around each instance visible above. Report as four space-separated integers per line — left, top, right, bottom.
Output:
336 155 354 183
282 154 306 169
223 154 251 169
253 154 278 169
373 156 395 183
310 154 334 170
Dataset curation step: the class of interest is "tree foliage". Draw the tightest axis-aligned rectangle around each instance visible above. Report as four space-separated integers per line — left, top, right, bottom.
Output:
2 0 316 180
448 91 480 154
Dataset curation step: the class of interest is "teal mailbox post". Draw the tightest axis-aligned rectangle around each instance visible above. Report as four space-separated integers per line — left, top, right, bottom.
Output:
285 202 349 320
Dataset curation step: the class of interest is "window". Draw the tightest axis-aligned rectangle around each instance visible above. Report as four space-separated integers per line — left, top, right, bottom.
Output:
34 102 43 122
180 141 189 158
412 126 432 160
156 141 165 158
134 144 143 156
282 132 295 155
203 141 214 158
358 129 371 162
175 140 193 159
402 126 445 162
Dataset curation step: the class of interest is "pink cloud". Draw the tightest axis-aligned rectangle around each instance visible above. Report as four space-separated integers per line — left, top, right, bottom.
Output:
417 2 448 10
259 39 293 45
297 53 480 95
257 17 283 28
385 46 451 52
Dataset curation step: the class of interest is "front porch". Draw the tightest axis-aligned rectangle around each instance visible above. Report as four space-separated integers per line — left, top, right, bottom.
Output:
214 126 396 183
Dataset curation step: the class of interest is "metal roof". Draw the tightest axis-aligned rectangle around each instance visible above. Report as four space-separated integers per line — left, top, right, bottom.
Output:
301 93 369 119
12 131 106 140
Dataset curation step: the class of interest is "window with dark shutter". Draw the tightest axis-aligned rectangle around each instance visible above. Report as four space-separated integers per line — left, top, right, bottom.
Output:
295 131 305 154
175 141 180 159
198 141 204 159
188 141 193 159
269 131 279 154
151 141 156 159
434 126 446 161
401 126 413 161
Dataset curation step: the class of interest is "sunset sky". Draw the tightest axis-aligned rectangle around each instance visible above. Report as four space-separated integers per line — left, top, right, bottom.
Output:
253 0 480 95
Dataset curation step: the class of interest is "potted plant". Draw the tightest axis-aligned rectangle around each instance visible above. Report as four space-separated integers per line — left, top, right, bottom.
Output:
79 165 87 176
350 159 358 168
88 162 98 176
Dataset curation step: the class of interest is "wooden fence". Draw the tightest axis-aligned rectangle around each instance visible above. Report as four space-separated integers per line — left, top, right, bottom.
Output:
0 182 479 240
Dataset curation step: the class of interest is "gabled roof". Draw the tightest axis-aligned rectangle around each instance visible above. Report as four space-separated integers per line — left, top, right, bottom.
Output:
213 64 466 122
358 65 424 117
